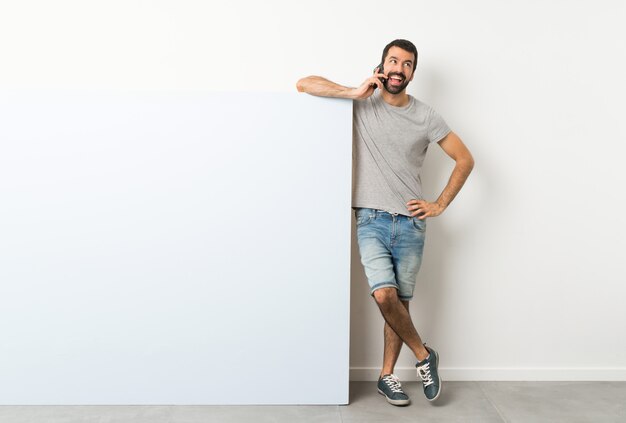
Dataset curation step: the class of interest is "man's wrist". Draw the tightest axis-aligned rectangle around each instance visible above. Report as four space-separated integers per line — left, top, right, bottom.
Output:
345 87 359 99
435 200 448 210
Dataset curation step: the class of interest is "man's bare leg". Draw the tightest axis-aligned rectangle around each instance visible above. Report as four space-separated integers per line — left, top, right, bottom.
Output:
373 288 429 364
380 299 410 378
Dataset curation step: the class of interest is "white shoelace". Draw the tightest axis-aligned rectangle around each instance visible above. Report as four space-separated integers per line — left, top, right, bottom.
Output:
381 374 404 393
417 362 434 387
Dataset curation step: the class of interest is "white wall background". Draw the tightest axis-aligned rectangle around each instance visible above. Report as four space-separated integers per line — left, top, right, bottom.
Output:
1 0 624 382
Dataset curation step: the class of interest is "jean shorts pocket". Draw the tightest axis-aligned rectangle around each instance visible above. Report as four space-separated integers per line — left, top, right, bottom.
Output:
356 210 373 227
411 216 427 231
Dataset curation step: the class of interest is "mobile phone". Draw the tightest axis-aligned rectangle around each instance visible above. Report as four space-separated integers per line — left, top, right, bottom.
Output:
374 62 387 83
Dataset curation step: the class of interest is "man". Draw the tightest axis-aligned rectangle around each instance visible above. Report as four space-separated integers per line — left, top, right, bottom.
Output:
296 39 474 406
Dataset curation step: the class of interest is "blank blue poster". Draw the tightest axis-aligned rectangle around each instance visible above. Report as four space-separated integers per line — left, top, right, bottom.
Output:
0 92 352 405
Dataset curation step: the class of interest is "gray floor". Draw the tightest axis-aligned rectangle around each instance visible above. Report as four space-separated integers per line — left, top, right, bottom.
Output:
2 381 625 422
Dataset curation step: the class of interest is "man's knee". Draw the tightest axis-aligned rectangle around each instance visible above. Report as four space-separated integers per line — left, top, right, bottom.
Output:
372 287 399 307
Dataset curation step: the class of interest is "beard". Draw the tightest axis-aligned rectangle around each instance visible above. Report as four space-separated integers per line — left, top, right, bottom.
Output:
383 73 410 94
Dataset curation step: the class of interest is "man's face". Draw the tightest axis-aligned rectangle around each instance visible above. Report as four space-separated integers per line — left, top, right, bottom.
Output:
382 46 416 94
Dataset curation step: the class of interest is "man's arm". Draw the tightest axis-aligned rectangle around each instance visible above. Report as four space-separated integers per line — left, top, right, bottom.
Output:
296 72 385 100
407 131 475 219
296 76 358 98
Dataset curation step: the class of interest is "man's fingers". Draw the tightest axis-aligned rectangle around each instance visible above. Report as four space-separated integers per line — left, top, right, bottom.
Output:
407 200 425 206
369 76 382 90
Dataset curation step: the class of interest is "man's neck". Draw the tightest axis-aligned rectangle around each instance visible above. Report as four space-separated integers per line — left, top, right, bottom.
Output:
381 90 410 108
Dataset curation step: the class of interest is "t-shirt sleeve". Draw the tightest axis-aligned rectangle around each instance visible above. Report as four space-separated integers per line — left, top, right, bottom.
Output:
427 107 451 143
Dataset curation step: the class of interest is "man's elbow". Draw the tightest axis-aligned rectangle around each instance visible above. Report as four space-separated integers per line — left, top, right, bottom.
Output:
296 77 308 93
296 76 321 93
455 151 475 171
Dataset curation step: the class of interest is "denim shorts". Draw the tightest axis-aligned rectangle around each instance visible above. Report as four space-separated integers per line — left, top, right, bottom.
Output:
355 207 427 301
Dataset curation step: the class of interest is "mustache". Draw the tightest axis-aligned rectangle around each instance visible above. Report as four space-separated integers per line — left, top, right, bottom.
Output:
387 72 405 80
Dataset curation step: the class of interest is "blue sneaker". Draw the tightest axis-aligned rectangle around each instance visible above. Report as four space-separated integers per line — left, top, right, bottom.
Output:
415 345 442 401
377 373 410 406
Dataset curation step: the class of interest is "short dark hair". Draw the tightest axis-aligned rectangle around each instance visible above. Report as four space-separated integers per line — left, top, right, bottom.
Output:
381 39 418 69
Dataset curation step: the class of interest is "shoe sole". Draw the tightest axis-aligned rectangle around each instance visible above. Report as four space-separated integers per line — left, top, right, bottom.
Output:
426 348 442 402
377 388 410 406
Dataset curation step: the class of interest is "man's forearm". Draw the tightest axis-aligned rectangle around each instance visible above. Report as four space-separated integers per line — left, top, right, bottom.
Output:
296 76 357 99
436 159 474 209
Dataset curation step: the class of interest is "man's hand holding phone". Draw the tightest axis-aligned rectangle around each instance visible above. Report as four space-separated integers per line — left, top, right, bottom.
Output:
351 65 386 100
